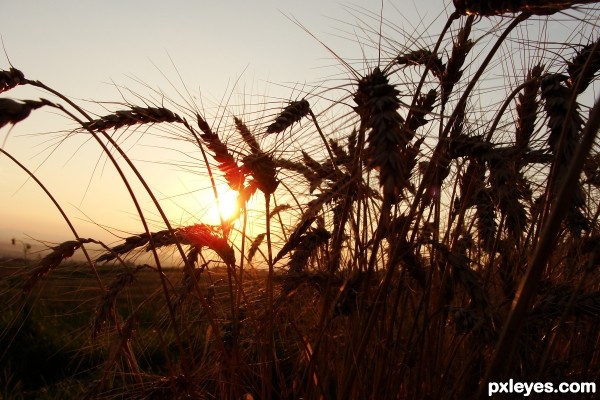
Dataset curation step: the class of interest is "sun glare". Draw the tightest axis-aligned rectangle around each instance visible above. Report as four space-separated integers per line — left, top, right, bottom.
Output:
206 186 240 224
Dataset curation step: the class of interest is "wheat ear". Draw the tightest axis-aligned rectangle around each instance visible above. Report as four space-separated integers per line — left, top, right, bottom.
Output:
396 49 444 80
453 0 599 16
98 224 235 265
289 227 331 273
353 67 414 199
516 65 544 157
406 89 438 132
197 113 245 190
83 106 185 131
23 239 93 293
441 17 475 106
0 67 25 93
541 73 588 235
234 116 261 154
0 98 50 129
266 99 310 134
567 38 600 95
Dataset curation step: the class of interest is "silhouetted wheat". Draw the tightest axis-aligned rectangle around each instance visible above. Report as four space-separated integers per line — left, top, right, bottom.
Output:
441 16 475 106
354 67 415 199
98 224 234 265
0 98 49 129
197 113 245 191
515 64 543 157
23 239 93 293
266 99 310 134
568 38 600 94
397 49 445 81
234 116 261 155
0 67 25 93
288 227 331 273
84 106 185 131
3 2 600 399
248 233 266 263
406 89 438 132
541 73 588 235
92 267 141 339
453 0 599 16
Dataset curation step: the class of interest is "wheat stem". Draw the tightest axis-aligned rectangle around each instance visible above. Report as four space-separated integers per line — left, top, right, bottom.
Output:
25 81 203 372
342 15 528 399
0 149 101 288
479 93 600 398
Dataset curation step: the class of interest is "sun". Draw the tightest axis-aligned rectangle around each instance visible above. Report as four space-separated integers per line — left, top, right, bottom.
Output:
206 186 240 224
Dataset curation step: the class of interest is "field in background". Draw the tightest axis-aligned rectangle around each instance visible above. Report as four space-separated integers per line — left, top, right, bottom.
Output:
0 257 267 398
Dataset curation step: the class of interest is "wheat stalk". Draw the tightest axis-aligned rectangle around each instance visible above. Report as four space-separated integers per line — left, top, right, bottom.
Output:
0 67 25 93
487 154 529 242
302 150 334 180
197 113 245 191
396 49 444 80
0 98 49 129
234 116 261 154
476 188 498 252
275 157 322 193
353 67 415 199
405 89 438 132
289 227 331 273
100 312 141 390
328 138 350 168
248 233 266 262
541 74 583 154
275 190 335 263
92 267 141 339
22 239 93 293
173 261 207 310
242 152 279 195
453 0 599 16
440 243 491 309
269 204 291 219
515 65 544 157
441 16 475 106
98 224 235 265
266 99 310 134
583 152 600 185
482 85 600 399
230 116 280 195
97 234 151 263
541 73 588 235
567 38 600 95
83 106 185 131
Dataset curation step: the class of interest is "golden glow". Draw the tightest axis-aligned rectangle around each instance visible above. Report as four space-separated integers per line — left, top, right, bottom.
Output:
207 186 240 224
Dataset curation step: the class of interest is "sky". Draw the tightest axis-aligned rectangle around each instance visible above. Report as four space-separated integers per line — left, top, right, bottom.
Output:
0 0 451 255
4 1 597 261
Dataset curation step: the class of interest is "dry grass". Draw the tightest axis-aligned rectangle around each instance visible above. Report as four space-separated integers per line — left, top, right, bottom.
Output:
2 2 600 399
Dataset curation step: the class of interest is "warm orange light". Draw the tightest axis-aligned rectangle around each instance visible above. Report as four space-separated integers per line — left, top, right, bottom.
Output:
207 186 240 224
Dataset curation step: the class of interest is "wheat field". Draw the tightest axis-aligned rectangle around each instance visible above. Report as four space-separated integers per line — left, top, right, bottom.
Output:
1 1 600 399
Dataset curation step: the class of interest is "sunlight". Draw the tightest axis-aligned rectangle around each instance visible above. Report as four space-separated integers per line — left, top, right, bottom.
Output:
206 185 240 225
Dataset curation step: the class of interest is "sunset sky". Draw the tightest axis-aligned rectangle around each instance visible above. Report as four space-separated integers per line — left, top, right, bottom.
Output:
0 1 450 255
